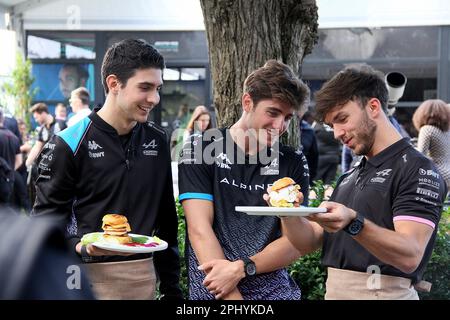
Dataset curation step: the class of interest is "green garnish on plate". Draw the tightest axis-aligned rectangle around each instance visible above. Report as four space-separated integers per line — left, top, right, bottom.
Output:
131 236 149 244
81 232 103 245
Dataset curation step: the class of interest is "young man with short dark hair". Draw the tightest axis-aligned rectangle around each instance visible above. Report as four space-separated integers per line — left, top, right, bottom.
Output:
280 65 447 299
178 60 310 300
33 39 182 300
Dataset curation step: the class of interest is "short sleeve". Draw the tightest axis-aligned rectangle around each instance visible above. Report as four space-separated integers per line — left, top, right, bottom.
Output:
392 156 447 228
178 133 214 202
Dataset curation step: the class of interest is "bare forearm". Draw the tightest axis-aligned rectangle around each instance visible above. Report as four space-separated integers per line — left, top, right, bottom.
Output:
26 143 41 166
354 219 429 274
188 228 227 264
14 154 23 170
251 236 301 274
281 217 322 255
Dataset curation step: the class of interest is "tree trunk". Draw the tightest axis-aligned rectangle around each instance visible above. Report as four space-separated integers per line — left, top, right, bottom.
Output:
200 0 318 149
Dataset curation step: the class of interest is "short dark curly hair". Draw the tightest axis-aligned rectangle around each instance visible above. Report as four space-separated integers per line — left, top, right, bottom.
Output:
243 59 310 113
314 65 388 122
101 39 165 94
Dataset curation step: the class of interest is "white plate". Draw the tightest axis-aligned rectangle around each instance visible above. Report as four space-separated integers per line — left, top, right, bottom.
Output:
235 206 327 217
92 233 168 254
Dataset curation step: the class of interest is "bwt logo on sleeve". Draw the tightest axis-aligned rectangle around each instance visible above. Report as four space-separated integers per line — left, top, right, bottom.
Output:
419 168 440 179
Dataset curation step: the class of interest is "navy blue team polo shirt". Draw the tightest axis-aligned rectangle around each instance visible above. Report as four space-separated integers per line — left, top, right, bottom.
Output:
322 138 447 283
178 128 309 300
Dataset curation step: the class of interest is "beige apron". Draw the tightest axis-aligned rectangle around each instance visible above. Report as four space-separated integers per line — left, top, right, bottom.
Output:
325 267 419 300
83 257 156 300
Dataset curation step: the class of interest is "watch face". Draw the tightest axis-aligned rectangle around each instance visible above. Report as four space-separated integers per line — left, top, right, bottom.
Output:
349 220 363 235
246 263 256 276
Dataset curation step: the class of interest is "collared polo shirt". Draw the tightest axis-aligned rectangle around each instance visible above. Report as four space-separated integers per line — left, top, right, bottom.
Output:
178 128 309 300
322 138 447 283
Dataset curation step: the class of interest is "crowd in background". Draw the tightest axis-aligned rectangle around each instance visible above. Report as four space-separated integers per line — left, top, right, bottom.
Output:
0 85 94 212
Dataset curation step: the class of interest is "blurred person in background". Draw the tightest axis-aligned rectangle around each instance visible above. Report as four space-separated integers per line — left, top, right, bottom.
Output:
55 103 68 122
171 105 212 161
185 105 212 137
299 111 318 185
67 87 92 127
26 103 67 167
313 121 341 184
413 99 450 189
0 108 22 206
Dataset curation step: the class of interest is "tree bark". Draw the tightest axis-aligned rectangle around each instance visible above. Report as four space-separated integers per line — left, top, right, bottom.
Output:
200 0 318 149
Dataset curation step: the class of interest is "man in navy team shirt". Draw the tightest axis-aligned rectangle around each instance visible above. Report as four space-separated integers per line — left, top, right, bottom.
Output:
281 65 447 299
178 60 311 300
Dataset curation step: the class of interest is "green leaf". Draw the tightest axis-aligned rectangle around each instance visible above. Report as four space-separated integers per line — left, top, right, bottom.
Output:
131 236 150 244
81 232 103 245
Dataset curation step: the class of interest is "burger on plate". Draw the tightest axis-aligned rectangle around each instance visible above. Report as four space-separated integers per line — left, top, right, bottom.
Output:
101 214 132 245
268 177 301 207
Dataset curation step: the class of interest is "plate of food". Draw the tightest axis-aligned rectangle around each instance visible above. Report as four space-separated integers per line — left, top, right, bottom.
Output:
236 177 327 216
235 206 327 216
81 214 168 254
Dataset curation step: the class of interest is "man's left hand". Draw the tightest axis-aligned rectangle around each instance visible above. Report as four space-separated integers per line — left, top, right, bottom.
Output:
307 201 356 233
198 259 245 299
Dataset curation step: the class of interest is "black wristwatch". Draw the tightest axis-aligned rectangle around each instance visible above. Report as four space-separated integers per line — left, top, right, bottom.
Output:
344 212 365 236
241 257 256 277
80 245 94 263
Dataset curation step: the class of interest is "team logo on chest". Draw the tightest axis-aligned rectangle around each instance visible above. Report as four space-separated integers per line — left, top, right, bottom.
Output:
88 140 105 158
216 153 232 170
260 158 279 175
142 139 158 156
370 168 392 184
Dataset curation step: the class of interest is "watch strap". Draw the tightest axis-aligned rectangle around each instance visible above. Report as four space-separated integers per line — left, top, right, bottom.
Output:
241 257 256 277
344 212 365 236
80 244 94 263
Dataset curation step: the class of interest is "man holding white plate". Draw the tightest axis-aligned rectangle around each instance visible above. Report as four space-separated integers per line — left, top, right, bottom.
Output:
280 65 447 300
32 39 182 300
178 60 310 300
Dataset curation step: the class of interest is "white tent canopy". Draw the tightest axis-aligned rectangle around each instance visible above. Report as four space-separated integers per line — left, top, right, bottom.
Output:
1 0 450 31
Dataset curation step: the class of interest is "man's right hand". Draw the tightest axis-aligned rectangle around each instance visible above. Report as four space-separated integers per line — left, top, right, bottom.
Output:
262 186 304 208
75 242 135 257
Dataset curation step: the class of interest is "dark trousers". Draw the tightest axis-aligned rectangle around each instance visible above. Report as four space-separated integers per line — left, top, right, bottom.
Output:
12 170 31 213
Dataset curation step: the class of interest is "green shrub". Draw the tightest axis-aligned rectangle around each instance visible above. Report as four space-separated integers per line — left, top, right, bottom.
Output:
289 250 326 300
176 198 189 297
288 179 327 300
419 204 450 300
175 184 449 300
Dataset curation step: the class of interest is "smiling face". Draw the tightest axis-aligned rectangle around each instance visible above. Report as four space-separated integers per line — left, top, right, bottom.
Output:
243 93 294 147
324 99 377 157
113 68 163 124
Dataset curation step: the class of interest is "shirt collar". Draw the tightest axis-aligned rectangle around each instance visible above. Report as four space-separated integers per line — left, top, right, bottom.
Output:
367 138 412 168
89 107 139 135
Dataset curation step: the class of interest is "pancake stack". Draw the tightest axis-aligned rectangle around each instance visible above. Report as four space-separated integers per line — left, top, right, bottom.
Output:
269 177 301 207
101 214 132 244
